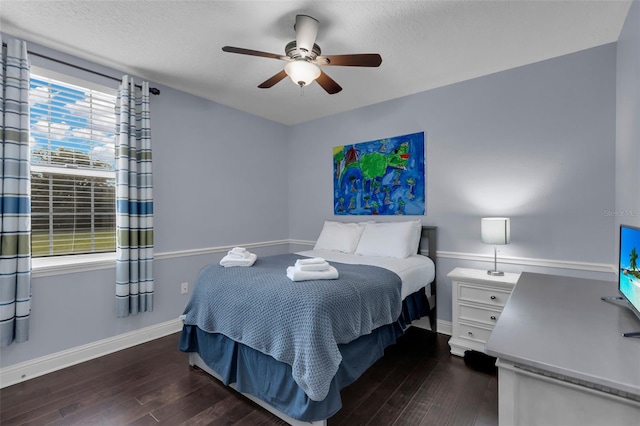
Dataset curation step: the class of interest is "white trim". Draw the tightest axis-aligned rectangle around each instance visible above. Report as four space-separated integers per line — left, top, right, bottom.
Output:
154 239 290 260
32 252 116 277
32 240 291 277
0 318 182 389
286 241 614 274
438 251 616 274
31 240 616 277
0 318 450 391
288 239 315 246
437 319 453 336
0 315 450 390
409 318 452 336
31 65 118 95
31 164 115 179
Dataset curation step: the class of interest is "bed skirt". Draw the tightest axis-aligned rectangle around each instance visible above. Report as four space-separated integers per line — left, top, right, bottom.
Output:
178 288 431 422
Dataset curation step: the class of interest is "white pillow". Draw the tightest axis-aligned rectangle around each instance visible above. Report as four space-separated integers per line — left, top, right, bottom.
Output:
313 220 365 253
355 221 421 258
409 219 422 255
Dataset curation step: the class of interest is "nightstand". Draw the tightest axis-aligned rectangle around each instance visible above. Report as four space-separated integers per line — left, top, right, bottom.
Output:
448 267 520 356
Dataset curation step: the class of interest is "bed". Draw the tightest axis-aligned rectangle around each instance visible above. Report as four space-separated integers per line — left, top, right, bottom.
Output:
179 222 437 425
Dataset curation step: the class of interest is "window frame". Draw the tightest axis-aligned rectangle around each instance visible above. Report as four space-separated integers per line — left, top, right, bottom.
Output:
29 66 119 265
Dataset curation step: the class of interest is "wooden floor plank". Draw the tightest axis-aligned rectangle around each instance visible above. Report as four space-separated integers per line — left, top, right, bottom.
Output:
0 328 497 425
374 357 438 424
446 369 492 426
418 361 475 426
328 351 401 425
394 359 455 425
127 413 163 426
233 408 287 426
338 350 424 425
1 334 188 423
44 360 191 425
474 376 499 426
148 383 229 424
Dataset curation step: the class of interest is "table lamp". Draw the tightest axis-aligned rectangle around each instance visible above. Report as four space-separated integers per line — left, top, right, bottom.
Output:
481 217 510 276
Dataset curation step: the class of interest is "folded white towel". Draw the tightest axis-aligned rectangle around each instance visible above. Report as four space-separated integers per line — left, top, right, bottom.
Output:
220 252 257 267
226 250 250 259
296 257 326 265
230 247 247 255
295 260 330 271
295 259 327 267
287 265 339 282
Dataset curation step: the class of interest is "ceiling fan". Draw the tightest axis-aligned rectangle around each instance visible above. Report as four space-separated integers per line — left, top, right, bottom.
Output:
222 14 382 94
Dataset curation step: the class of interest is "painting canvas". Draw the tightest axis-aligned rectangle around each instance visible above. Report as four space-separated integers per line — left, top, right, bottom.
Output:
333 132 425 215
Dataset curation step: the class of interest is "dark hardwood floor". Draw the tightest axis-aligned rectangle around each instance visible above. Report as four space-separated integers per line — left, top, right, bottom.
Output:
0 328 497 425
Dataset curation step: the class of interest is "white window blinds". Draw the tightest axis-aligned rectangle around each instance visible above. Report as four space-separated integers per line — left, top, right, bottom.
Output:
29 74 117 257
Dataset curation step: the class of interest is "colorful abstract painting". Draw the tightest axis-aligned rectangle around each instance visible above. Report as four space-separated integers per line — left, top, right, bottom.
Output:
333 132 425 216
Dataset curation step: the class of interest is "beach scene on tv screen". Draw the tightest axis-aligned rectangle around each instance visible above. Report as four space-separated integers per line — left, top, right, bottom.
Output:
620 227 640 312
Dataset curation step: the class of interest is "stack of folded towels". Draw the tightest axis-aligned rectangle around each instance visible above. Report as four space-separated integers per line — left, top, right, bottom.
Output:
286 257 339 282
219 247 257 267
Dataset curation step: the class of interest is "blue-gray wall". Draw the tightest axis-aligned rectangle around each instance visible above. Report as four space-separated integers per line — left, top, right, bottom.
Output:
616 0 640 231
1 19 633 368
288 43 618 320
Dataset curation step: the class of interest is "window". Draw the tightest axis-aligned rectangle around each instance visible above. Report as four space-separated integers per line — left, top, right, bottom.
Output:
29 71 117 257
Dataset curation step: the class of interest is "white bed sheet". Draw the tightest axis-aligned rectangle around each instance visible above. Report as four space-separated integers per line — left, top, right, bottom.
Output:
296 249 435 301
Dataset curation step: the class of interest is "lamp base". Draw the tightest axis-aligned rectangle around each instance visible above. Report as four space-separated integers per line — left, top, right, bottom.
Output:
487 270 504 276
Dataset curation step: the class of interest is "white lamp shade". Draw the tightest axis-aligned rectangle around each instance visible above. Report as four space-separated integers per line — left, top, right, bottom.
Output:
481 218 511 245
284 60 321 87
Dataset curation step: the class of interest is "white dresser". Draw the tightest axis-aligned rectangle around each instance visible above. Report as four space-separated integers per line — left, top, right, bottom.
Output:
447 267 520 356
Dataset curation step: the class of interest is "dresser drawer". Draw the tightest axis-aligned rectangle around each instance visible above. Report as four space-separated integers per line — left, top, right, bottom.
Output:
458 323 493 343
459 283 511 307
459 303 502 326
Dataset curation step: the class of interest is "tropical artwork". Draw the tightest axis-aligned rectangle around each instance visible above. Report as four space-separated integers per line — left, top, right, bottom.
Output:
620 226 640 313
333 132 425 215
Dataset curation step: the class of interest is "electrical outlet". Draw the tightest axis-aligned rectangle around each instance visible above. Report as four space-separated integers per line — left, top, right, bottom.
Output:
180 282 188 294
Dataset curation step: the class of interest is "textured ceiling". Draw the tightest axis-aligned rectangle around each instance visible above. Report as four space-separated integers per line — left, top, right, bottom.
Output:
1 0 632 125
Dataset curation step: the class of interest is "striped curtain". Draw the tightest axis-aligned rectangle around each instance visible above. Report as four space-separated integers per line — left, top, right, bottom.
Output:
115 75 153 317
0 38 31 346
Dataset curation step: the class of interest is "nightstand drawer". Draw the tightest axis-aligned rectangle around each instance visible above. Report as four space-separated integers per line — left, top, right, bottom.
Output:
458 323 492 343
448 268 520 356
459 304 502 326
459 284 511 307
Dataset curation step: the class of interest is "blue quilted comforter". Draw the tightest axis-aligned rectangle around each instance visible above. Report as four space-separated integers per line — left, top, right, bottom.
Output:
182 253 402 401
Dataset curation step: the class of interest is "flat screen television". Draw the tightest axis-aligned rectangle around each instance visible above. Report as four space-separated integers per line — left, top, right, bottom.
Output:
619 224 640 336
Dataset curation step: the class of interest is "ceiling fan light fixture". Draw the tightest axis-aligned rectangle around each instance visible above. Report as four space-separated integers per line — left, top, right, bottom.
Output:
222 14 380 94
284 60 321 87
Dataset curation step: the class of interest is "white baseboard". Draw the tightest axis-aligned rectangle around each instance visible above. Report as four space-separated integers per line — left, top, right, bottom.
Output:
1 316 451 389
0 318 183 389
411 318 452 336
437 319 453 336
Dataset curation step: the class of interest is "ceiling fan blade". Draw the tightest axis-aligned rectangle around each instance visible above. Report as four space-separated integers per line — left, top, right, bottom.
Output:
222 46 285 60
258 70 288 88
317 53 382 67
295 15 319 58
316 71 342 94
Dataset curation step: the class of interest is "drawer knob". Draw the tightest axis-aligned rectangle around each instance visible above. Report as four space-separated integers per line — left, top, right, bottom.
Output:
490 295 497 300
490 315 497 321
468 331 473 336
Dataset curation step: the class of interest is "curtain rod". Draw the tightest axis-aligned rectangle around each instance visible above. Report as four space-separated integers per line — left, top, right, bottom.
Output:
2 43 161 95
